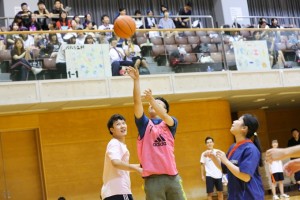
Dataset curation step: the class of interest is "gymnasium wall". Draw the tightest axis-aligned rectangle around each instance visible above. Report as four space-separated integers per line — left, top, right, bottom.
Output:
0 100 232 200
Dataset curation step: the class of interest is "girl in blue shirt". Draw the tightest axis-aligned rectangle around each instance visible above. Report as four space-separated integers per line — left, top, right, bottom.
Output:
208 114 264 200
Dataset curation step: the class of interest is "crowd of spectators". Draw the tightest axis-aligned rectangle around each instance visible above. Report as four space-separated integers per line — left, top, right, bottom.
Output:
0 0 299 80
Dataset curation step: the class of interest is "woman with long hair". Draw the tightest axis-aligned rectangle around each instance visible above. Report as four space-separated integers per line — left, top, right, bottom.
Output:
56 11 71 30
46 34 61 58
207 114 264 199
10 38 42 80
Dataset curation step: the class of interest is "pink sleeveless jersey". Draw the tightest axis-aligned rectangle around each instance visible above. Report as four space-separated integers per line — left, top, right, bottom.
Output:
137 119 178 177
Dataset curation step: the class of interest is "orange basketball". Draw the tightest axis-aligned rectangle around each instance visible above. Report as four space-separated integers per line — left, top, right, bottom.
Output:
114 15 136 38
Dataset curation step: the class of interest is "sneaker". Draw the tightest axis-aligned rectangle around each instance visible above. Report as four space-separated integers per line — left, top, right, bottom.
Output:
31 67 43 75
273 195 280 200
280 194 289 198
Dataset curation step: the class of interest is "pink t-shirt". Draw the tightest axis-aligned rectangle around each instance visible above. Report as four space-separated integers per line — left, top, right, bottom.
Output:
101 138 131 199
137 120 178 177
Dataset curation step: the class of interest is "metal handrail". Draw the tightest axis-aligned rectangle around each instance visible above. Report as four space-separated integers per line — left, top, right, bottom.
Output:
234 16 300 27
0 15 215 28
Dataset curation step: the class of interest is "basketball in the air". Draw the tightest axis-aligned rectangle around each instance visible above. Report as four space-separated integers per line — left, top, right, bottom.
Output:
113 15 136 38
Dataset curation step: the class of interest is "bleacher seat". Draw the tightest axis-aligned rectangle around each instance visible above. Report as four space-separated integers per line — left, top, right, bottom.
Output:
210 52 223 62
175 37 188 44
0 50 12 62
165 44 178 54
150 37 163 45
207 44 218 52
135 32 146 37
217 44 230 52
211 36 222 44
196 31 207 37
181 53 197 64
151 45 165 57
164 36 176 45
184 31 196 36
187 36 200 47
200 36 211 44
136 36 148 46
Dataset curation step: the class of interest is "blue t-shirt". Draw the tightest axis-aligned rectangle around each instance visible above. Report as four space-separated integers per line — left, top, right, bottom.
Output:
135 113 178 139
223 142 264 200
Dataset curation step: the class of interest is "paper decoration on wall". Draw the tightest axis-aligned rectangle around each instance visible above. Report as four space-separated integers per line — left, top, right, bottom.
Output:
233 40 271 71
65 44 112 79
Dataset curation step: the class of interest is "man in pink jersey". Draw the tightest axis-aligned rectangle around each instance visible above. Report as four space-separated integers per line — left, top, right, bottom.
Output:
101 114 142 200
127 66 186 200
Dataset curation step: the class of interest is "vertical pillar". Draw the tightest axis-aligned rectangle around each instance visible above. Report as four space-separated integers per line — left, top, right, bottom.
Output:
213 0 250 27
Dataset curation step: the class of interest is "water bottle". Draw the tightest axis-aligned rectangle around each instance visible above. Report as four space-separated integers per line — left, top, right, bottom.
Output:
207 66 213 72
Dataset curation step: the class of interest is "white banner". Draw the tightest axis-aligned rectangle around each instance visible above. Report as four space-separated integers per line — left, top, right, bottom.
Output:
65 44 111 79
233 40 271 71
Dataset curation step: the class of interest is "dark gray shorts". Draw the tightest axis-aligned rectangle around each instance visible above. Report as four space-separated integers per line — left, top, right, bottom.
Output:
144 174 187 200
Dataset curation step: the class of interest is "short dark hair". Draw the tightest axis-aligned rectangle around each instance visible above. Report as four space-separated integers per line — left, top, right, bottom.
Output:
107 114 126 135
134 10 142 15
185 1 193 7
21 2 27 7
205 137 214 143
119 8 126 12
101 14 109 21
155 97 169 113
58 197 66 200
291 128 299 133
37 1 45 5
54 0 61 4
109 37 118 43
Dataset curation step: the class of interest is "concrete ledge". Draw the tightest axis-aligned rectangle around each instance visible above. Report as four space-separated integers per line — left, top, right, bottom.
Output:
230 70 282 90
39 79 109 102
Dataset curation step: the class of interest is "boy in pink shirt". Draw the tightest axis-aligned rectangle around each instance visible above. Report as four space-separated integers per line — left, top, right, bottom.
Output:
127 67 186 200
101 114 142 200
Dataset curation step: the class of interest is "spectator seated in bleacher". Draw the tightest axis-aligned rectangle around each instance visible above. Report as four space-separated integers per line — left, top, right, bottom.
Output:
76 29 86 45
10 38 42 81
160 5 172 16
158 10 178 38
28 15 42 31
56 11 71 30
51 0 65 22
84 35 95 44
12 15 27 31
6 22 21 50
109 37 133 76
98 15 114 44
73 15 84 29
15 2 32 30
45 33 61 58
123 38 149 74
145 10 160 38
134 10 144 29
174 1 192 28
83 13 97 30
270 18 281 29
34 1 50 30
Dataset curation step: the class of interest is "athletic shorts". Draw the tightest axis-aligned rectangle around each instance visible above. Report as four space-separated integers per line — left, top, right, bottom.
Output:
272 172 284 182
295 171 300 181
103 194 133 200
206 176 223 193
144 174 186 200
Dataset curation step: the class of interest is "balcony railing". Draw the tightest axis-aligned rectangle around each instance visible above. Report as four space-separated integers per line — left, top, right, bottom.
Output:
0 26 300 82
